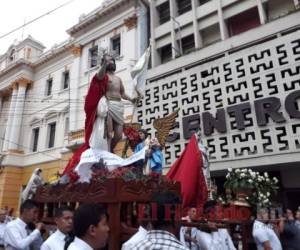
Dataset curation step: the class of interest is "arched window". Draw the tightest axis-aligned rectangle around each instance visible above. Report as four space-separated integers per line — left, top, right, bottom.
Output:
9 49 15 62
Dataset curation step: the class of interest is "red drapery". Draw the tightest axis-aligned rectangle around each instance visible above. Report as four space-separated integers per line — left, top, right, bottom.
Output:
167 134 208 208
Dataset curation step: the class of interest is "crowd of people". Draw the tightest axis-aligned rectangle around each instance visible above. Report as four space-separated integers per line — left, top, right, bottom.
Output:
1 198 300 250
0 200 109 250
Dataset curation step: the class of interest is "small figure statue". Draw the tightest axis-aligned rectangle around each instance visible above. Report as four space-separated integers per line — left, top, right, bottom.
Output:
134 129 149 172
147 138 163 175
21 168 44 201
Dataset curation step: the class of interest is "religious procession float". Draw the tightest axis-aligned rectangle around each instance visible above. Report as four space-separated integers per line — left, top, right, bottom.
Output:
24 51 279 250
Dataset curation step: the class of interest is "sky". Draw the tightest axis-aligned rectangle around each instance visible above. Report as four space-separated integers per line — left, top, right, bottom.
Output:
0 0 104 55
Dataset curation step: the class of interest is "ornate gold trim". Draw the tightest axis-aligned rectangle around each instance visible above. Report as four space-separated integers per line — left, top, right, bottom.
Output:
70 45 82 57
124 15 137 30
68 129 85 140
11 77 33 88
7 149 24 154
11 82 18 90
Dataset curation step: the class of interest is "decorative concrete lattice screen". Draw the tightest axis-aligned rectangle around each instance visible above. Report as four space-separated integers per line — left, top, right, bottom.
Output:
137 31 300 167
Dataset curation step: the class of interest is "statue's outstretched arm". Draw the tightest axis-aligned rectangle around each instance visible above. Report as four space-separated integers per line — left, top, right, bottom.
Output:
97 60 107 80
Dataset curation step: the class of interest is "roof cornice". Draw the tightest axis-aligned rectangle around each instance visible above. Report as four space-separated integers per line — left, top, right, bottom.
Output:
33 42 73 67
67 0 130 36
0 59 33 78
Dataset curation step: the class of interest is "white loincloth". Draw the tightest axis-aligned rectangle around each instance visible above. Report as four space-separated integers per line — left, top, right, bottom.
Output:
89 96 109 150
107 99 124 125
89 97 125 150
75 146 148 182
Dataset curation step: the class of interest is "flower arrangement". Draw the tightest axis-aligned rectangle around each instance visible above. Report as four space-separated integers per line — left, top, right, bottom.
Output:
223 168 279 208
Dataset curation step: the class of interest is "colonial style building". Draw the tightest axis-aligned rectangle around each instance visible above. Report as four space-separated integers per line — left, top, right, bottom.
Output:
0 0 149 210
137 0 300 209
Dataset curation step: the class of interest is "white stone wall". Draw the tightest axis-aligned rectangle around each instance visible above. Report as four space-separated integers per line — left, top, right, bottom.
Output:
22 54 73 155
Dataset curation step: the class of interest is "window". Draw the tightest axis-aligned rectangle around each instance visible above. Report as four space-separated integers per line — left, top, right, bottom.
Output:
9 49 15 62
111 35 121 56
177 0 192 15
32 128 39 152
46 78 53 96
199 0 212 5
160 44 172 64
228 8 260 36
62 71 70 89
88 46 98 68
48 122 56 148
181 34 195 54
64 117 69 136
157 2 170 25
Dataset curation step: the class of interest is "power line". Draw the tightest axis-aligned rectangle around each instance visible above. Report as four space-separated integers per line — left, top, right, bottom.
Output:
0 0 77 40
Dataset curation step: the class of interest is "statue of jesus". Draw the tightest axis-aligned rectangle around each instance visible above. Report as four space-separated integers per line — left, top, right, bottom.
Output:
91 54 136 152
62 54 137 178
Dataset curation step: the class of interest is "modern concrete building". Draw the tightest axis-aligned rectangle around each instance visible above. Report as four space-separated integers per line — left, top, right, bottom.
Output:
137 0 300 209
0 0 149 210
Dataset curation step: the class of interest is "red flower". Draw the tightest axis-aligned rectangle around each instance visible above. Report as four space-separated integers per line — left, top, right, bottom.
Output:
123 127 141 150
149 172 161 178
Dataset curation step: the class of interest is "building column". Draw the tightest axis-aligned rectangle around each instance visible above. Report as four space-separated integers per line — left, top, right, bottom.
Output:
191 0 203 49
170 0 180 58
69 45 82 132
2 84 18 151
217 0 229 40
149 0 160 67
137 2 148 57
256 0 267 24
8 79 30 151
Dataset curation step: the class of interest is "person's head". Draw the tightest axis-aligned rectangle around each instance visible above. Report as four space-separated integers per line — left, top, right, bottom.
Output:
150 138 161 150
20 200 39 223
138 129 148 141
0 209 6 223
295 210 300 221
54 206 74 235
73 203 109 249
101 54 116 72
151 191 181 232
257 208 269 221
203 200 217 218
285 208 294 220
34 168 42 176
187 207 197 221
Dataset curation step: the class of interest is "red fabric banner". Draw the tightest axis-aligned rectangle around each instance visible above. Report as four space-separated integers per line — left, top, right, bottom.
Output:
167 134 208 208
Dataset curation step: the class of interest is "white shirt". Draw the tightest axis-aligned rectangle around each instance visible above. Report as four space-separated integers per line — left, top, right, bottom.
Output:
67 237 93 250
41 229 67 250
180 226 199 250
196 229 236 250
217 229 236 250
0 222 6 245
4 218 41 250
252 220 282 250
122 226 147 250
